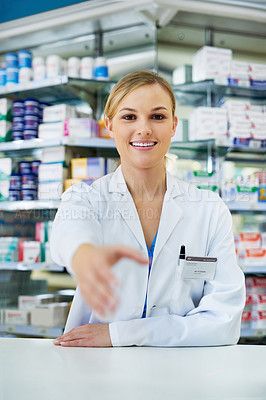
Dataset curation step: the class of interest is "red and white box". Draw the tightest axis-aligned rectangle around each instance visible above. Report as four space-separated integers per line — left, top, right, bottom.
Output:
18 241 40 264
246 277 266 294
4 309 30 325
252 294 266 311
251 311 266 330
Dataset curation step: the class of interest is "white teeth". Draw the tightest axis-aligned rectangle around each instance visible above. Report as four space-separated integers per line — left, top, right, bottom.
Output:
131 142 156 147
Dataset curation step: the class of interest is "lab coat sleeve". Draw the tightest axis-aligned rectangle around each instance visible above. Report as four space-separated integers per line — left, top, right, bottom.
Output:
109 199 246 347
50 183 102 275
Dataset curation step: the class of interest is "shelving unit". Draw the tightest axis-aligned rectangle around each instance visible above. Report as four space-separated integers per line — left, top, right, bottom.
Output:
173 80 266 107
0 76 116 111
0 323 63 338
0 262 63 271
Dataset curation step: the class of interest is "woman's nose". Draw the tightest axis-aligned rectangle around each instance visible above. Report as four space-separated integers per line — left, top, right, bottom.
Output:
137 120 152 135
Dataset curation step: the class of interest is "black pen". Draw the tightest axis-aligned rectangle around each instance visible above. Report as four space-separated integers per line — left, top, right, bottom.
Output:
179 245 186 266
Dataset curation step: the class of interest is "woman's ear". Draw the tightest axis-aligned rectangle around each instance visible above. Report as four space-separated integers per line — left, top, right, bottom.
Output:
171 115 178 137
105 117 114 139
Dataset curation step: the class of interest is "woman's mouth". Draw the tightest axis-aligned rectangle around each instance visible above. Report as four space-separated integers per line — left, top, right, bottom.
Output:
130 141 157 150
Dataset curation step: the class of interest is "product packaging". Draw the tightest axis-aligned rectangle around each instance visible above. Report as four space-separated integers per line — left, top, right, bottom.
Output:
42 104 77 123
71 157 107 179
18 294 55 310
38 162 68 182
30 302 69 327
4 308 30 325
172 65 192 85
18 241 41 264
38 181 64 200
192 46 232 83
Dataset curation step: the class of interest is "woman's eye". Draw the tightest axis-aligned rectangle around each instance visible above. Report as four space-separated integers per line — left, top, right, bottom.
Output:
152 114 165 120
123 114 136 120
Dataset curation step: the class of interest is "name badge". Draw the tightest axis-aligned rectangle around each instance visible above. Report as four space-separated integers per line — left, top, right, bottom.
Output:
181 256 217 280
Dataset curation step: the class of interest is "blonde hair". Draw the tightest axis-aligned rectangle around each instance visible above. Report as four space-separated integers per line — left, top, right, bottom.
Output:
104 70 176 120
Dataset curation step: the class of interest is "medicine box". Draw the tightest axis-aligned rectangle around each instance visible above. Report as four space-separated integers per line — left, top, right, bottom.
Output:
71 157 107 179
38 162 68 182
0 158 12 180
246 277 266 294
4 308 30 325
0 120 12 142
172 65 192 85
252 294 266 311
0 98 12 121
43 104 77 123
18 241 40 264
192 46 232 83
18 294 55 310
38 181 64 200
251 311 266 330
30 302 69 327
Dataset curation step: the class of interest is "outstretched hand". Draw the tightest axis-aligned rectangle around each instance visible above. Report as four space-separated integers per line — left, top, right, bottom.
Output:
72 244 148 318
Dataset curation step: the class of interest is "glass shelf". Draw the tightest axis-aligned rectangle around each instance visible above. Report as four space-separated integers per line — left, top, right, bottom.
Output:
0 262 64 271
240 328 266 338
0 137 116 152
173 80 266 106
0 200 60 211
0 76 116 104
226 202 266 213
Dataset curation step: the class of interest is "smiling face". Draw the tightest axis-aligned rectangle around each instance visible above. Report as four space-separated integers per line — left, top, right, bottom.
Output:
105 83 178 171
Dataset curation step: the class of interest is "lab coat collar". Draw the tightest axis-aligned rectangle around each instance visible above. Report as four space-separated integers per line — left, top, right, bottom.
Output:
108 165 183 199
108 165 184 256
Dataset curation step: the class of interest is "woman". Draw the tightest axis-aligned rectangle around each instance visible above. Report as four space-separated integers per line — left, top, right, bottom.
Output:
51 70 245 347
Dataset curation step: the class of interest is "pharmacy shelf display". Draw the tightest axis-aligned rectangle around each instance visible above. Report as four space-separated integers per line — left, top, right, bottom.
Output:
173 80 266 107
0 76 116 110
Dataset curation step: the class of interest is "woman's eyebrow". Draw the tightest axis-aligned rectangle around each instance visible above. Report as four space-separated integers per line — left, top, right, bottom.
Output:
119 106 168 113
118 107 137 112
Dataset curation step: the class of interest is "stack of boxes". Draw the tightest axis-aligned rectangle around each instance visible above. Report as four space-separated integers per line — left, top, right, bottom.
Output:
188 107 228 141
242 277 266 332
222 99 266 147
3 294 69 328
191 45 266 89
235 232 266 270
38 103 100 139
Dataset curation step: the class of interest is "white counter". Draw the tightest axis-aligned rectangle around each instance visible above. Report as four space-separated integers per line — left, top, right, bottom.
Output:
1 339 266 400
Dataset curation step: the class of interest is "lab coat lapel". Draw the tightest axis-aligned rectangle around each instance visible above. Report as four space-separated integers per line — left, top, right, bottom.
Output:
153 171 184 261
109 166 146 252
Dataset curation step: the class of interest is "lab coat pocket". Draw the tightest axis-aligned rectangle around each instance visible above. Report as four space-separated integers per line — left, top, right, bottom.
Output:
170 262 201 316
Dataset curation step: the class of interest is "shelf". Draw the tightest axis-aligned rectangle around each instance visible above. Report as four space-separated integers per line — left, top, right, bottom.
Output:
0 323 63 338
0 137 116 152
226 201 266 213
241 328 266 338
0 262 64 271
0 200 60 211
241 265 266 274
170 139 266 154
0 76 116 103
173 80 266 106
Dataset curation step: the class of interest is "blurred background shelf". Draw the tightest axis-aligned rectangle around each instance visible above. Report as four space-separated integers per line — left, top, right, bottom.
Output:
0 262 64 271
0 323 63 338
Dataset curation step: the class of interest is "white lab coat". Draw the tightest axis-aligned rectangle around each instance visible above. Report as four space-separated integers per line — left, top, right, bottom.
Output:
50 165 245 347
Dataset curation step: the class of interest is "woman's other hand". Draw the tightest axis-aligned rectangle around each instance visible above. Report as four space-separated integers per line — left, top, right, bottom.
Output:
72 244 148 317
53 324 112 347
